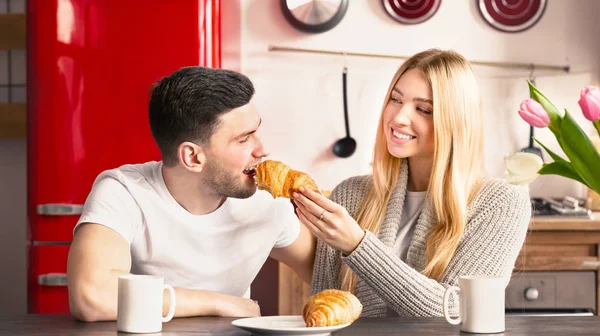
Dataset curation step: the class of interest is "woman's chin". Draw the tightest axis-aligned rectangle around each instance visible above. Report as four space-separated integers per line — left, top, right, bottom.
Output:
387 145 412 159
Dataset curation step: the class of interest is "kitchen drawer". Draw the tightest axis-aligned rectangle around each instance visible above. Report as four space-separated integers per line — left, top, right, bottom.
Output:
506 271 595 311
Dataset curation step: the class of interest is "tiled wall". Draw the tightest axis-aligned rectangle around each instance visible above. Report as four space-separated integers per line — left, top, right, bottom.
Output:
0 0 27 314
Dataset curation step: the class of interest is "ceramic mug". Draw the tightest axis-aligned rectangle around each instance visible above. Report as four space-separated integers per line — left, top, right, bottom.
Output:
443 275 506 333
117 275 176 333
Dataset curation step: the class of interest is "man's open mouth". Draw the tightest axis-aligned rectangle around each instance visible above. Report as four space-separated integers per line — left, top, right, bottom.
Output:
243 164 258 176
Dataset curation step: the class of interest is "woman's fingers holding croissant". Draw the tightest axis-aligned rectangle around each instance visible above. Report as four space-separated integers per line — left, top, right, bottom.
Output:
293 194 331 238
293 188 364 255
293 191 325 220
296 187 340 213
295 203 324 236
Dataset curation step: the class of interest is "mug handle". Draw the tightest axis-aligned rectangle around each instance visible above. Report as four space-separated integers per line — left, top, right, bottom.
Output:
443 286 461 325
162 284 176 323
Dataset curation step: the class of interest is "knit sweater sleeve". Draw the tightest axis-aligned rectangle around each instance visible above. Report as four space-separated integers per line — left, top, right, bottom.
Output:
341 179 531 317
310 175 371 295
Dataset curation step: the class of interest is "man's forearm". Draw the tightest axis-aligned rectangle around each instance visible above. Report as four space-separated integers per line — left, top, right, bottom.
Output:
70 272 252 321
164 288 221 317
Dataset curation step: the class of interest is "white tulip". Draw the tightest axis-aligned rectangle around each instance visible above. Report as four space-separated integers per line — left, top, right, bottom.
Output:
504 152 544 186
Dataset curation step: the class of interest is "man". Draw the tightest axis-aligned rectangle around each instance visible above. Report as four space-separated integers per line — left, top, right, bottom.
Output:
67 66 315 321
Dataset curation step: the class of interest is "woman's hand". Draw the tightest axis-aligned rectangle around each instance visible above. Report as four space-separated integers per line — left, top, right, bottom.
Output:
293 187 365 255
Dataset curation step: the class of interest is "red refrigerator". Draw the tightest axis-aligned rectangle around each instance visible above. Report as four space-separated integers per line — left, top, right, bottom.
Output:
26 0 225 314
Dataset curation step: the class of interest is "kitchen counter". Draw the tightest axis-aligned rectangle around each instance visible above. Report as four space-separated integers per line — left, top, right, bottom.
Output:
1 314 600 335
515 211 600 315
530 212 600 231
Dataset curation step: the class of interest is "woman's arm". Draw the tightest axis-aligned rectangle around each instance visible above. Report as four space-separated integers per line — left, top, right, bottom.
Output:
341 185 531 316
294 180 531 317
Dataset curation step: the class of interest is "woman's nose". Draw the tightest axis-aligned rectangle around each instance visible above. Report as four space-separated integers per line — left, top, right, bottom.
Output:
393 106 412 125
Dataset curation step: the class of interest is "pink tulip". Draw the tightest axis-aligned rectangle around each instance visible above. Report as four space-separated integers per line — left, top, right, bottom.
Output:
518 99 550 128
578 86 600 122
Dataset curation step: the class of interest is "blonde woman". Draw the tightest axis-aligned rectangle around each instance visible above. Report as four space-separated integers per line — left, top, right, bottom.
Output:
292 49 531 317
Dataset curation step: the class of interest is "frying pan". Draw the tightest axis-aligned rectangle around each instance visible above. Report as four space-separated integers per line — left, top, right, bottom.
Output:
280 0 349 34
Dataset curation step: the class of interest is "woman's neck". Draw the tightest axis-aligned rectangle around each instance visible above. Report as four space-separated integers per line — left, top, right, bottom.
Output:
407 156 434 192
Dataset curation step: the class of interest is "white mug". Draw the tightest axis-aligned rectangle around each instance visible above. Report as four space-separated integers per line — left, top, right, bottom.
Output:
443 275 505 334
117 275 176 333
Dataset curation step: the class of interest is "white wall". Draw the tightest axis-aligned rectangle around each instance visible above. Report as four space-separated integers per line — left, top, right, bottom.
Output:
240 0 600 198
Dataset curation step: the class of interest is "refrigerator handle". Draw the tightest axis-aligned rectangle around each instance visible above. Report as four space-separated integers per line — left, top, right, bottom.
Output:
37 204 83 215
38 273 68 286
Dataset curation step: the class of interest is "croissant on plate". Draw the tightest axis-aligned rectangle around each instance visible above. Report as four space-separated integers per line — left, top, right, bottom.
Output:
255 160 319 199
302 289 363 327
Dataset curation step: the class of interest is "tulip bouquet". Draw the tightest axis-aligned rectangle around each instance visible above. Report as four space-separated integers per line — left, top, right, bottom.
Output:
517 82 600 194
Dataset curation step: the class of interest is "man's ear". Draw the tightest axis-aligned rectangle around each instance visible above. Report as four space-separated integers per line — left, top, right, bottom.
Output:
178 141 207 173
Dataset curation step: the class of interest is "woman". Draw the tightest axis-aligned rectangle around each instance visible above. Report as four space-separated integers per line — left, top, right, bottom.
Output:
292 49 531 317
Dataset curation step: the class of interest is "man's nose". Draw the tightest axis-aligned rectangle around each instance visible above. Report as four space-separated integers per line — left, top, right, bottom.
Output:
253 137 269 158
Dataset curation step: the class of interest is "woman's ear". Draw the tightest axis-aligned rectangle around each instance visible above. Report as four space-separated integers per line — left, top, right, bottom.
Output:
178 141 206 173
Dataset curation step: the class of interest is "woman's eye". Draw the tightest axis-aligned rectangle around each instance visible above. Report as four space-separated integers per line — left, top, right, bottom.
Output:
390 97 401 104
417 108 431 114
239 136 250 143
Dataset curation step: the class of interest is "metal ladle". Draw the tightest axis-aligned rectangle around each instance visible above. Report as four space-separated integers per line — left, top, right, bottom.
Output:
333 67 356 158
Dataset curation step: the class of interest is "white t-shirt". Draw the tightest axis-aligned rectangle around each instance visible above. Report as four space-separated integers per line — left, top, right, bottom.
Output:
75 161 300 299
392 190 427 261
388 190 426 317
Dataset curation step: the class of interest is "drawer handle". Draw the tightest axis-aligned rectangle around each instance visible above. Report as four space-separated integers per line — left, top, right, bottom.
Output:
38 273 68 286
37 204 84 215
524 287 539 301
580 261 600 268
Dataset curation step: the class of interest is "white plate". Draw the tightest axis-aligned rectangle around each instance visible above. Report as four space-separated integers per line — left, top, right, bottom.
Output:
231 315 351 335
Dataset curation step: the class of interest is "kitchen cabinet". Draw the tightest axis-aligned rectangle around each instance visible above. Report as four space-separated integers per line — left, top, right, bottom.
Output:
510 213 600 314
0 13 26 139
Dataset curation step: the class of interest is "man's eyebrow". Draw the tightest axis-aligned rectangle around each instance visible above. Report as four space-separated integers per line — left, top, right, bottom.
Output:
235 118 262 138
393 88 433 104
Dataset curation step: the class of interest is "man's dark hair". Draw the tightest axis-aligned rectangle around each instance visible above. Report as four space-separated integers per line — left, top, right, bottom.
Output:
148 66 255 166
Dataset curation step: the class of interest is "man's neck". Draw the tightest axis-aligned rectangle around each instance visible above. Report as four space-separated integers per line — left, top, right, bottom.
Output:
161 164 226 216
406 156 434 192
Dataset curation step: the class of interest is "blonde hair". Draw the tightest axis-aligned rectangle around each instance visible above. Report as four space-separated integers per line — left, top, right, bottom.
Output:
340 49 485 292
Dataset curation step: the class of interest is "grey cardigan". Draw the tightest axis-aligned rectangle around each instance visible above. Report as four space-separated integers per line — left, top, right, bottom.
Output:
310 161 531 317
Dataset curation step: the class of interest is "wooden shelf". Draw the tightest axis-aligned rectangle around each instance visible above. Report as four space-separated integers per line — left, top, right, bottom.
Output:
530 212 600 231
0 13 26 50
0 103 26 138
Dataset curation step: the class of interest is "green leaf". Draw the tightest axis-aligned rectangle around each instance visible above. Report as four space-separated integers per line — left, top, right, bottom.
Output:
532 137 567 163
555 108 600 193
538 162 589 188
528 81 563 132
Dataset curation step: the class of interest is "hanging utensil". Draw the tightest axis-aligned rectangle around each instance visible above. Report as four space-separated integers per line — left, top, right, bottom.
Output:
333 67 356 158
520 68 543 159
280 0 349 34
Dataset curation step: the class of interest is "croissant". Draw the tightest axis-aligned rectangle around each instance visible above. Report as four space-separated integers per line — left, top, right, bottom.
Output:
303 289 362 327
255 160 319 199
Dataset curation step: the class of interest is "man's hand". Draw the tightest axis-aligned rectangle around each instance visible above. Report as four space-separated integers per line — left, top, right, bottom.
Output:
217 296 261 317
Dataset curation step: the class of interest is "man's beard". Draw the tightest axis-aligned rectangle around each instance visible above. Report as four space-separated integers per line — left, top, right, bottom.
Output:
202 158 256 199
